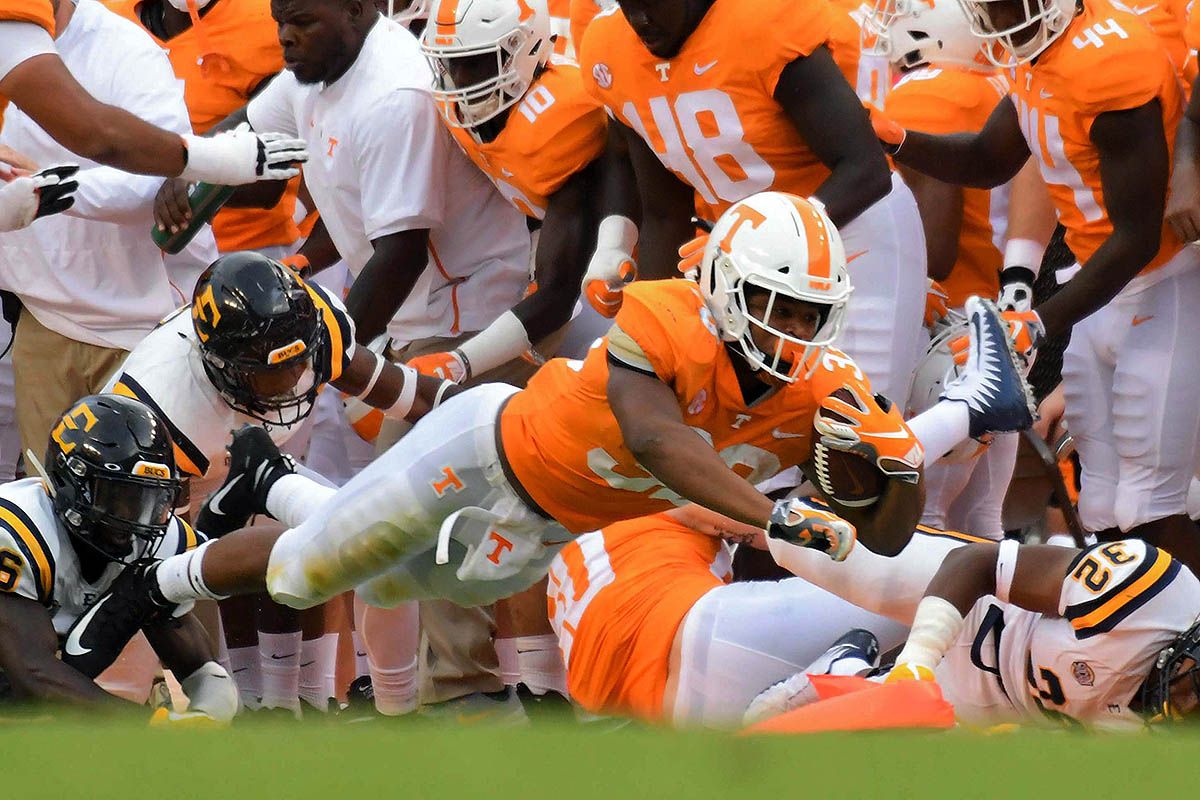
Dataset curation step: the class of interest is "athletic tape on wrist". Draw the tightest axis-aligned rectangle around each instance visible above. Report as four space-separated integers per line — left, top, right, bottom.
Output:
1003 238 1046 275
386 363 418 421
994 538 1020 604
432 380 454 409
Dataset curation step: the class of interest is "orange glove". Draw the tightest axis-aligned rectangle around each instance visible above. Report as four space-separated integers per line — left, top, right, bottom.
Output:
1002 308 1044 365
924 279 949 329
583 215 639 318
279 253 310 277
867 103 906 154
677 233 708 276
584 258 636 318
343 395 383 443
407 350 468 383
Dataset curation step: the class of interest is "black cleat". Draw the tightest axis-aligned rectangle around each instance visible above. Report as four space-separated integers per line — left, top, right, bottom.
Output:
60 559 175 678
196 425 295 536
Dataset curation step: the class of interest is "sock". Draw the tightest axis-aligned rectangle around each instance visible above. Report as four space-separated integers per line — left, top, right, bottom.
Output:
258 631 301 714
507 634 567 696
359 601 420 716
351 630 370 679
298 633 338 712
495 637 519 687
156 540 228 604
907 401 971 468
227 645 262 708
266 474 337 529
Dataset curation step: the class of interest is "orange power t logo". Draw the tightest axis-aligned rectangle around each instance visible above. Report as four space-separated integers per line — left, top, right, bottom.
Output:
431 466 464 497
718 205 767 253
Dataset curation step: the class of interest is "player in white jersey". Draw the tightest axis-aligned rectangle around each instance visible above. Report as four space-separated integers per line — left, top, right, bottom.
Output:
0 394 236 722
758 528 1200 729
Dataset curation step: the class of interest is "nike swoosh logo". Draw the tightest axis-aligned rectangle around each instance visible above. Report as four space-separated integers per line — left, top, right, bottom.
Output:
1132 315 1154 326
64 594 112 657
1039 89 1052 99
270 653 297 660
846 250 869 263
860 429 913 439
232 667 248 673
207 474 243 517
773 428 807 439
300 660 316 668
694 60 718 75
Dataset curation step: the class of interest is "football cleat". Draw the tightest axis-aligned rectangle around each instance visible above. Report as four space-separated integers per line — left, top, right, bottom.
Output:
418 687 529 727
940 296 1037 439
197 426 295 533
744 629 880 726
60 560 176 679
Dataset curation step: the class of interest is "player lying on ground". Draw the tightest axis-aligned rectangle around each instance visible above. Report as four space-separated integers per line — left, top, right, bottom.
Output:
68 193 1034 671
751 518 1200 730
0 394 236 722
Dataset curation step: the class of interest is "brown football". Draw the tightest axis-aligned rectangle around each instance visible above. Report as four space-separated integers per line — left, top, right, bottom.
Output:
811 391 886 507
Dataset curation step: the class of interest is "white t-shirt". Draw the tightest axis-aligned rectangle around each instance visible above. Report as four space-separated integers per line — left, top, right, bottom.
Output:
0 1 215 350
247 16 530 346
0 21 55 84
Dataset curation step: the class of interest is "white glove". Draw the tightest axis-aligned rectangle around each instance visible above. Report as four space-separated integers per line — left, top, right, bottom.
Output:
582 215 638 318
0 165 80 232
180 123 307 185
997 266 1035 313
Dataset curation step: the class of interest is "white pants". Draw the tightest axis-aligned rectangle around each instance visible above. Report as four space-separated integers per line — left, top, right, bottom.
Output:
266 383 571 610
837 172 928 404
0 323 17 482
920 432 1019 539
671 578 908 729
1061 255 1200 531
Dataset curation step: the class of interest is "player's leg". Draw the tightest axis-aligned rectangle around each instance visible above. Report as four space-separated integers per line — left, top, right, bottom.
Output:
1060 300 1121 534
667 578 908 729
1110 266 1200 570
352 596 421 716
946 431 1020 539
494 579 568 700
919 458 977 530
835 173 928 404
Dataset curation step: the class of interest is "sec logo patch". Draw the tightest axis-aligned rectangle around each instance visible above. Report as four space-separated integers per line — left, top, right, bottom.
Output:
592 63 613 89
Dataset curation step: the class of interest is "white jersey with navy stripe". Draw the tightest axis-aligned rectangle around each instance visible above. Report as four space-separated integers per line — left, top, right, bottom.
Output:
0 478 203 635
102 278 357 479
937 540 1199 730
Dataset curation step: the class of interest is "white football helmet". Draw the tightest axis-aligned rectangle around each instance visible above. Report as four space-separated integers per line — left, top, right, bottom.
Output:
697 192 852 384
907 314 989 462
420 0 552 131
388 0 430 27
957 0 1077 67
864 0 987 71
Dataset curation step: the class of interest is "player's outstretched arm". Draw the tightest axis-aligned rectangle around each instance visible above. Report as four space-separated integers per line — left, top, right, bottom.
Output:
334 346 461 433
1033 100 1168 337
618 120 698 280
835 474 923 558
888 97 1031 190
144 613 238 723
608 364 775 527
0 594 120 706
889 542 1077 677
774 45 891 227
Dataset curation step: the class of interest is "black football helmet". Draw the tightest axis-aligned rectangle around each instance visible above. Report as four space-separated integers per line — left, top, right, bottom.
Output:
191 251 325 426
1136 618 1200 723
44 394 181 563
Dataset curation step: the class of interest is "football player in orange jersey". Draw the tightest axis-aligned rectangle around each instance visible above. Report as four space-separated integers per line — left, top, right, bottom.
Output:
405 0 611 383
577 0 927 405
0 0 305 210
73 193 1036 663
872 0 1200 570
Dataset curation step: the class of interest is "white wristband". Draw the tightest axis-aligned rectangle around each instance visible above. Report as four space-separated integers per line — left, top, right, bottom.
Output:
355 353 387 400
596 214 639 253
457 310 532 378
1003 238 1046 275
383 363 419 422
893 596 965 671
994 538 1020 604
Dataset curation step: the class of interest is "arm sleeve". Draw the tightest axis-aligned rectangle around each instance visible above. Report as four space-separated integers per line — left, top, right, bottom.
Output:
66 45 193 224
353 89 447 240
245 71 301 137
0 22 54 83
1058 540 1182 639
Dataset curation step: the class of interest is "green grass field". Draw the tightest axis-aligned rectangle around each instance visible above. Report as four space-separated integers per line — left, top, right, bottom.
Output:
6 715 1197 799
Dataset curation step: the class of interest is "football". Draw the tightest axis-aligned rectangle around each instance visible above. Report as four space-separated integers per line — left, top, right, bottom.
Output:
811 395 887 508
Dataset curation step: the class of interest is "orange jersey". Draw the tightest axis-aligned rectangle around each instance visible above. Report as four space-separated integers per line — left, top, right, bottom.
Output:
548 513 731 720
548 0 573 56
568 0 604 55
1010 1 1185 273
445 60 607 219
579 0 844 218
887 66 1009 306
0 0 53 32
1188 0 1200 47
1108 0 1191 81
499 279 879 534
828 0 892 105
106 0 300 252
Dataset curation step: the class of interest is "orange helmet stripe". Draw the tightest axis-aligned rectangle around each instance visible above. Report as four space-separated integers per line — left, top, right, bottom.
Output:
791 197 833 286
435 0 461 39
